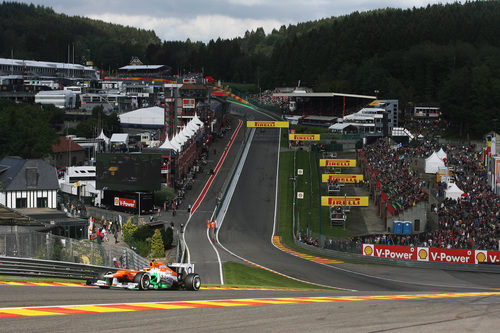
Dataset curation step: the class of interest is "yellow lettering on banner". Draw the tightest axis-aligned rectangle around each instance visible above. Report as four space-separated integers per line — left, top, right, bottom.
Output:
319 159 357 167
288 134 320 141
321 196 369 206
247 121 289 128
321 174 364 183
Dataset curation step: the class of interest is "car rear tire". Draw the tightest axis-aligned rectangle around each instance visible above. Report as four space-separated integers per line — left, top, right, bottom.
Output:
184 273 201 291
134 272 151 290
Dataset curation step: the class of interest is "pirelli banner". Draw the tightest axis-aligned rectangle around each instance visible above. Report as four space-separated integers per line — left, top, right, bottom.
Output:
319 159 357 167
321 196 369 206
322 174 364 183
247 121 289 128
288 134 320 141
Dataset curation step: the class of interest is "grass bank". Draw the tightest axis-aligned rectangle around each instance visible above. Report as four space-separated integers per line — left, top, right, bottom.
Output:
278 149 351 245
222 262 336 290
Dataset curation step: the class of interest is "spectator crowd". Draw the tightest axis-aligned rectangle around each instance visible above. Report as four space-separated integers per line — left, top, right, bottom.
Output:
361 139 428 214
303 125 499 252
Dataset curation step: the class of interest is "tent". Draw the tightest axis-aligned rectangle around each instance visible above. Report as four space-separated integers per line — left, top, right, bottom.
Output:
425 152 445 174
118 106 164 128
158 138 179 152
110 133 129 145
192 114 204 127
436 148 447 160
96 129 110 145
445 183 464 200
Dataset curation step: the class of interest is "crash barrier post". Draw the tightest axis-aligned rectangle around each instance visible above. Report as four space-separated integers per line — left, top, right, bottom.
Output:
0 231 148 270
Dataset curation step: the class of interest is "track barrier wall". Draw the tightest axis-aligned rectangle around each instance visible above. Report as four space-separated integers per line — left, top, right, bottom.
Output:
0 231 149 273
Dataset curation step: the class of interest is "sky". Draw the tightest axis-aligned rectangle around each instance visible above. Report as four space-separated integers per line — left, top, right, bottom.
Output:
16 0 462 43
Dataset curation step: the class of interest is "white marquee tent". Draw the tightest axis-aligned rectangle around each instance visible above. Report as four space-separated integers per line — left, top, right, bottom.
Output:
110 133 129 145
445 183 464 200
159 138 179 151
425 152 445 174
118 106 164 128
436 148 447 160
96 129 110 144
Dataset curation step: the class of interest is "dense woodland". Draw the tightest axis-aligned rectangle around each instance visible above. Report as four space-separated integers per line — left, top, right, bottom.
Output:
1 1 500 138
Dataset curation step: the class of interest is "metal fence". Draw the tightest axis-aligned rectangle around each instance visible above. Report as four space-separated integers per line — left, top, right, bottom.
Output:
0 232 149 270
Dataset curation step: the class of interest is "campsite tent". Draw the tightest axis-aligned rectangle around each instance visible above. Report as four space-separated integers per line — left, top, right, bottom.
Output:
425 152 445 174
436 148 447 160
445 183 464 200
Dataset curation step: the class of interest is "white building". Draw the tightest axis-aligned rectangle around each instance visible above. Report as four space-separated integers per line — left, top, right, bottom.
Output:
35 90 77 109
0 157 59 209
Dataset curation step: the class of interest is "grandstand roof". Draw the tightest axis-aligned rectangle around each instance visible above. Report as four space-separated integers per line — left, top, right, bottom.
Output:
0 58 92 71
119 65 164 70
273 91 376 99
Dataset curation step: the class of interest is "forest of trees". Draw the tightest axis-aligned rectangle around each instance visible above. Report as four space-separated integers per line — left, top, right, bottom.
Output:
0 2 160 68
1 1 500 138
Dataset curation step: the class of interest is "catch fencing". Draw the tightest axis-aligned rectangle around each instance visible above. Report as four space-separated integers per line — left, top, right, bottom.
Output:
0 231 148 271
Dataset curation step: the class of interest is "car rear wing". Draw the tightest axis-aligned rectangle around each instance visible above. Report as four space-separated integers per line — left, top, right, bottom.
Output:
168 262 195 275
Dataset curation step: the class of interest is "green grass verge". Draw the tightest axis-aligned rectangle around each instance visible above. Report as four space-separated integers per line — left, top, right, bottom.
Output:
222 261 336 290
0 275 86 283
280 149 352 240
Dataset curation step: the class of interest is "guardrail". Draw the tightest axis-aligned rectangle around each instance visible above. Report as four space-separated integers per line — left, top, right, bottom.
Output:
293 238 500 273
0 256 116 280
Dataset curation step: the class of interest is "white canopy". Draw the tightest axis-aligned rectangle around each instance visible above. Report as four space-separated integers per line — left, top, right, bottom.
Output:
110 133 129 144
96 129 110 144
159 138 179 151
118 106 164 128
172 133 186 146
182 125 196 137
188 118 201 130
192 114 204 126
445 183 464 200
436 148 447 160
425 152 445 174
176 130 190 143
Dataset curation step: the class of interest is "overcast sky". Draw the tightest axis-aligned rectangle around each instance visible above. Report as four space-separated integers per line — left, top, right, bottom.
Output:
17 0 461 42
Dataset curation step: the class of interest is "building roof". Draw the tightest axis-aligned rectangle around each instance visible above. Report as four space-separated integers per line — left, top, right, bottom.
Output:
119 65 164 70
119 106 164 128
0 204 41 226
36 90 75 96
0 57 92 71
329 123 355 131
180 84 207 90
300 115 337 121
52 136 85 153
0 156 59 191
274 91 376 99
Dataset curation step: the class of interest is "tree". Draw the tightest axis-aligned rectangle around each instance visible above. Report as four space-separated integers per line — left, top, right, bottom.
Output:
0 100 59 159
161 227 173 250
122 220 138 245
150 229 165 258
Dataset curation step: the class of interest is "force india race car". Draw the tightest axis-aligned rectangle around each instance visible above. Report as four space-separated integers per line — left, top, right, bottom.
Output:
89 261 201 291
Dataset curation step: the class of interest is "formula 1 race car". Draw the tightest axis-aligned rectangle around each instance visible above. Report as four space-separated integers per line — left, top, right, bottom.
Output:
88 261 201 291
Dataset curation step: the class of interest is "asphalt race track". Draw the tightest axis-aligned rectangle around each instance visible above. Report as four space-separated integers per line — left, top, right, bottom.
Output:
2 104 500 331
2 278 500 331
